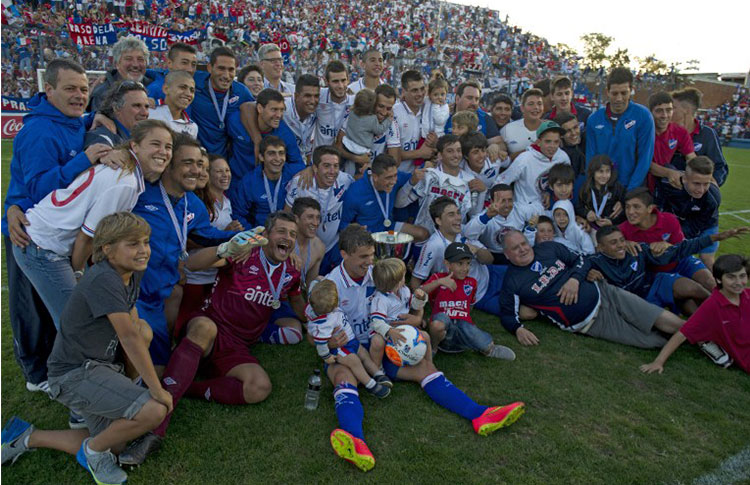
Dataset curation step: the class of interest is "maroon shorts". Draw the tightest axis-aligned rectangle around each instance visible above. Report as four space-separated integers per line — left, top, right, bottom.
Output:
203 324 260 377
178 308 260 378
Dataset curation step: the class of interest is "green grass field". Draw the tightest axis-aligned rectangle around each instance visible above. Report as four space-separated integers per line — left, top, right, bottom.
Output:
1 140 749 485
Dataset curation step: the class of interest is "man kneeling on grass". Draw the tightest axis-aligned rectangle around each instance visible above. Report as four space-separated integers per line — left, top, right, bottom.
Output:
1 213 173 485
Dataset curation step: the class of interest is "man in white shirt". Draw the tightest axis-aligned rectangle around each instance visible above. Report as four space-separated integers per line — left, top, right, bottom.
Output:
148 71 198 139
315 61 353 149
347 49 384 94
258 43 295 95
393 70 436 173
501 88 544 160
410 197 492 298
285 146 354 274
284 74 320 162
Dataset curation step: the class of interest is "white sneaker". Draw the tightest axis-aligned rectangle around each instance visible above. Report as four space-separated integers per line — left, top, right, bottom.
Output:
698 341 733 368
25 381 49 393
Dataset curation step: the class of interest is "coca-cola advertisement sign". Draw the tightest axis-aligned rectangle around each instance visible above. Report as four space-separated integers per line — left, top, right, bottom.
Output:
2 115 25 139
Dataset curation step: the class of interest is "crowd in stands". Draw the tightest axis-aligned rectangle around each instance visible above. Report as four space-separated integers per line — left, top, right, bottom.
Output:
1 2 749 484
698 86 750 141
2 0 582 99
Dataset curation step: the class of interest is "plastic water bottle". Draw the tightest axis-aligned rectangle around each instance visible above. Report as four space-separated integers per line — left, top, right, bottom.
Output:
304 369 322 410
471 191 479 208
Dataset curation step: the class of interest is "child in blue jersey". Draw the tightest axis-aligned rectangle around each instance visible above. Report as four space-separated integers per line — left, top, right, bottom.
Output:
368 258 428 370
307 280 391 397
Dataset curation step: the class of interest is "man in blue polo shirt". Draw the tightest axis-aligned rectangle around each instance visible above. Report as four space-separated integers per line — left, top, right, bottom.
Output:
444 80 500 139
586 67 655 191
145 42 198 105
227 88 302 189
340 154 428 241
187 46 254 158
232 135 305 228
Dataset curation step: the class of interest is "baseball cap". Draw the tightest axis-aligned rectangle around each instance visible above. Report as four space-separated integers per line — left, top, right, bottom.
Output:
536 120 566 138
444 242 473 262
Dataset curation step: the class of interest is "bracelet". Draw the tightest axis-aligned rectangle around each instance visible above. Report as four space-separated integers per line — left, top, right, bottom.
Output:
73 270 84 280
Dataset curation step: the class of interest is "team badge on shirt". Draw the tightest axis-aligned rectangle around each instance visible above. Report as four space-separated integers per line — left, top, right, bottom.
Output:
661 233 671 241
531 261 544 273
630 261 638 271
694 142 703 151
463 284 473 296
668 139 678 149
186 212 195 223
624 120 636 130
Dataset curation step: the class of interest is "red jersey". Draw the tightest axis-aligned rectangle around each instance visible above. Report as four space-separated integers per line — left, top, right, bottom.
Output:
424 273 476 323
680 289 750 374
649 122 694 191
619 209 685 272
204 247 300 344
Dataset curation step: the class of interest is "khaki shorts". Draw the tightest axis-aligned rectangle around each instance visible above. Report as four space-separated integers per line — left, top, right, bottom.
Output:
48 361 151 437
584 282 668 349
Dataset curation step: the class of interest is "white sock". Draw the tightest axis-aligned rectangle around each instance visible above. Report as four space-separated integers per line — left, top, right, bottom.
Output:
373 369 385 377
86 442 105 456
23 435 30 448
365 378 376 389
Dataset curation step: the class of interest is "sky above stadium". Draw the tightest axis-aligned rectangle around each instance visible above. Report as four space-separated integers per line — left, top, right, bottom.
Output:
454 0 749 74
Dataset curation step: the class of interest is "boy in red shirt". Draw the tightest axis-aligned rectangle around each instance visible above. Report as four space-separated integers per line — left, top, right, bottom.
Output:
421 242 515 360
640 254 750 374
619 187 714 290
647 92 695 193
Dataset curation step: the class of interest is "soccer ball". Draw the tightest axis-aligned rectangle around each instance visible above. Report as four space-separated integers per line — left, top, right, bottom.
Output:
385 325 428 367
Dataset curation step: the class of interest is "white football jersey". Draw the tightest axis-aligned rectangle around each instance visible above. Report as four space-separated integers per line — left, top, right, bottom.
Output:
148 104 199 139
463 204 539 253
25 163 145 256
285 171 354 251
412 231 490 301
392 100 424 173
495 146 571 208
326 263 375 343
314 87 353 148
284 95 318 160
500 118 537 155
395 167 472 234
347 78 383 95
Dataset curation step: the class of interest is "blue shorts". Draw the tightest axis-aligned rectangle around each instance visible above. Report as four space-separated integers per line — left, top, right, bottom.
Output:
331 338 361 357
698 226 719 254
325 339 368 374
675 255 707 279
645 272 679 310
136 299 171 366
270 300 297 323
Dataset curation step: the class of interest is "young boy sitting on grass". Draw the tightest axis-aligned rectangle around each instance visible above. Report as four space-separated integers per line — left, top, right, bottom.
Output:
1 212 173 485
640 253 750 374
307 280 391 398
422 242 516 360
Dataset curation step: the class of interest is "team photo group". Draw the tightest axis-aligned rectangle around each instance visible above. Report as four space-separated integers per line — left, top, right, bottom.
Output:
1 22 749 485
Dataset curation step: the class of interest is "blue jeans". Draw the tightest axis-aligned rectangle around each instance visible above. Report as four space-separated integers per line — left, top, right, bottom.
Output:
432 313 493 353
12 243 76 330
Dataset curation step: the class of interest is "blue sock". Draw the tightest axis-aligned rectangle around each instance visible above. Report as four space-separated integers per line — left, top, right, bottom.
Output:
334 383 365 440
421 372 487 421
